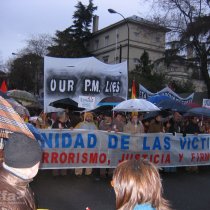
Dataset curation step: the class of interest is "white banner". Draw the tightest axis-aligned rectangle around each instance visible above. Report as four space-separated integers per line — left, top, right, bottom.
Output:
139 85 194 104
44 56 128 112
203 99 210 108
39 129 210 169
78 96 96 109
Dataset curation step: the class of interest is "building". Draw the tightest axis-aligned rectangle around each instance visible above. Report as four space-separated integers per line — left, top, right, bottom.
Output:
87 15 169 71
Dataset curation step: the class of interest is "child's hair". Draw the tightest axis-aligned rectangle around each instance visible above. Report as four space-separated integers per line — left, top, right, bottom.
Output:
112 159 171 210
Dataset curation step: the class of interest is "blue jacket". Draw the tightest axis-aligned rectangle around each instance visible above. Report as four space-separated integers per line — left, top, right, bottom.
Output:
134 203 156 210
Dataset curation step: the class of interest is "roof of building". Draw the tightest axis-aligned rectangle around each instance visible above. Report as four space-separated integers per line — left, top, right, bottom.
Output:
92 15 170 37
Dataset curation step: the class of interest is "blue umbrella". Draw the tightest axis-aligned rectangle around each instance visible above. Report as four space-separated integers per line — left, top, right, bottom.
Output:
157 99 189 113
147 95 171 104
185 107 210 118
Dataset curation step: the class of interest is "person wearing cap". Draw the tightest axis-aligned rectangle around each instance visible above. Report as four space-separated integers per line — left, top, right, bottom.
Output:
75 112 98 176
0 132 42 210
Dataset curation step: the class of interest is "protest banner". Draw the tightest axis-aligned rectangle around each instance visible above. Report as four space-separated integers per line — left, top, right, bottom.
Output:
78 96 96 109
203 99 210 108
39 129 210 169
139 85 194 104
44 56 127 112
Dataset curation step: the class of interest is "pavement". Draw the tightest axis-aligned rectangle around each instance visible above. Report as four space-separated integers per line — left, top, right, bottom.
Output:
31 167 210 210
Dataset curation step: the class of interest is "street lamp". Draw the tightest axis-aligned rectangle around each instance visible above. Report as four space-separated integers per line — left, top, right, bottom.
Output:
108 9 130 72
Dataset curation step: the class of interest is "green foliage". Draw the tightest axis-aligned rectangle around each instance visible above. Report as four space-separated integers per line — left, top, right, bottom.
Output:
8 54 43 93
71 0 97 40
130 51 167 95
48 28 89 58
48 0 97 58
130 51 195 96
167 80 195 93
134 50 154 75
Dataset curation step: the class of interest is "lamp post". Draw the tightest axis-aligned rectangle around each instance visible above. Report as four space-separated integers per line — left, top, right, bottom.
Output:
108 9 130 72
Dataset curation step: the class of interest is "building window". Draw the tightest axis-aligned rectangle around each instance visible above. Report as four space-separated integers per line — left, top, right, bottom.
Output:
104 35 109 47
95 39 99 50
103 56 109 63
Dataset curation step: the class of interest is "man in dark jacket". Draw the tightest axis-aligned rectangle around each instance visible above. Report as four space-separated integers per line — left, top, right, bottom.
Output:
0 132 42 210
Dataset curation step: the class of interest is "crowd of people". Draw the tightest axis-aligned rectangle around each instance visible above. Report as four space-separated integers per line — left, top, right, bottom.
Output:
31 109 210 136
1 107 208 209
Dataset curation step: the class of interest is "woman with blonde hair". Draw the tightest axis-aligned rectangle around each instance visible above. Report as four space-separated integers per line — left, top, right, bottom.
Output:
112 159 171 210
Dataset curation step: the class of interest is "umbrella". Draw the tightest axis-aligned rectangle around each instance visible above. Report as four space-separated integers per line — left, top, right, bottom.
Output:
97 96 125 106
184 107 210 118
7 98 30 117
147 95 171 104
0 91 10 99
143 110 171 120
0 96 34 139
49 98 85 111
157 99 189 113
112 99 160 112
7 90 37 106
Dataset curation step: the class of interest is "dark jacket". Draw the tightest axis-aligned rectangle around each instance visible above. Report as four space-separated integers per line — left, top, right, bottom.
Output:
0 166 36 210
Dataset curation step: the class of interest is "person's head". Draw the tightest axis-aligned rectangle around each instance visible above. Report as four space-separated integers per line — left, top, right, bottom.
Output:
4 132 42 179
191 116 198 123
57 111 66 123
85 112 93 122
115 113 123 121
155 114 162 122
112 159 170 210
104 112 112 125
131 113 139 124
173 112 181 121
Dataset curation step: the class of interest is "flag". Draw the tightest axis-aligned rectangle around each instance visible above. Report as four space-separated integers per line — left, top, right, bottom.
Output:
0 80 7 93
131 80 138 116
131 80 136 99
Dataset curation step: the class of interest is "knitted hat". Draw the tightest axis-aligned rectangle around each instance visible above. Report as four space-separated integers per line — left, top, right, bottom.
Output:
4 132 42 168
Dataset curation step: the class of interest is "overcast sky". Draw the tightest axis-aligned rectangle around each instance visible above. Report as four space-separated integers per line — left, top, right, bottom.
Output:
0 0 152 63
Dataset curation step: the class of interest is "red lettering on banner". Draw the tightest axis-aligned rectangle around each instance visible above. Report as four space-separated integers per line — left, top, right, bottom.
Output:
51 152 58 163
119 153 171 165
42 152 49 163
42 152 108 165
99 153 106 163
154 154 159 164
135 154 140 160
60 152 67 163
179 153 184 162
82 153 88 163
90 153 98 163
191 152 210 162
68 153 75 163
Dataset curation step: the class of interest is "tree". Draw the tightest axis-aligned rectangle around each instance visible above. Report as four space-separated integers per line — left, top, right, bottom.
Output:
8 53 43 94
47 28 89 58
144 0 210 96
22 34 53 57
130 51 167 93
48 0 97 58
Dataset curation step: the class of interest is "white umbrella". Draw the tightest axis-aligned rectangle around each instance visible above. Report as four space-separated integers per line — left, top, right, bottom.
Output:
112 99 160 112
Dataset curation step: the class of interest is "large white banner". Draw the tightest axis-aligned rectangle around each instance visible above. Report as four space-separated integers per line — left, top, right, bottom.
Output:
44 56 128 112
39 129 210 169
139 85 194 104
